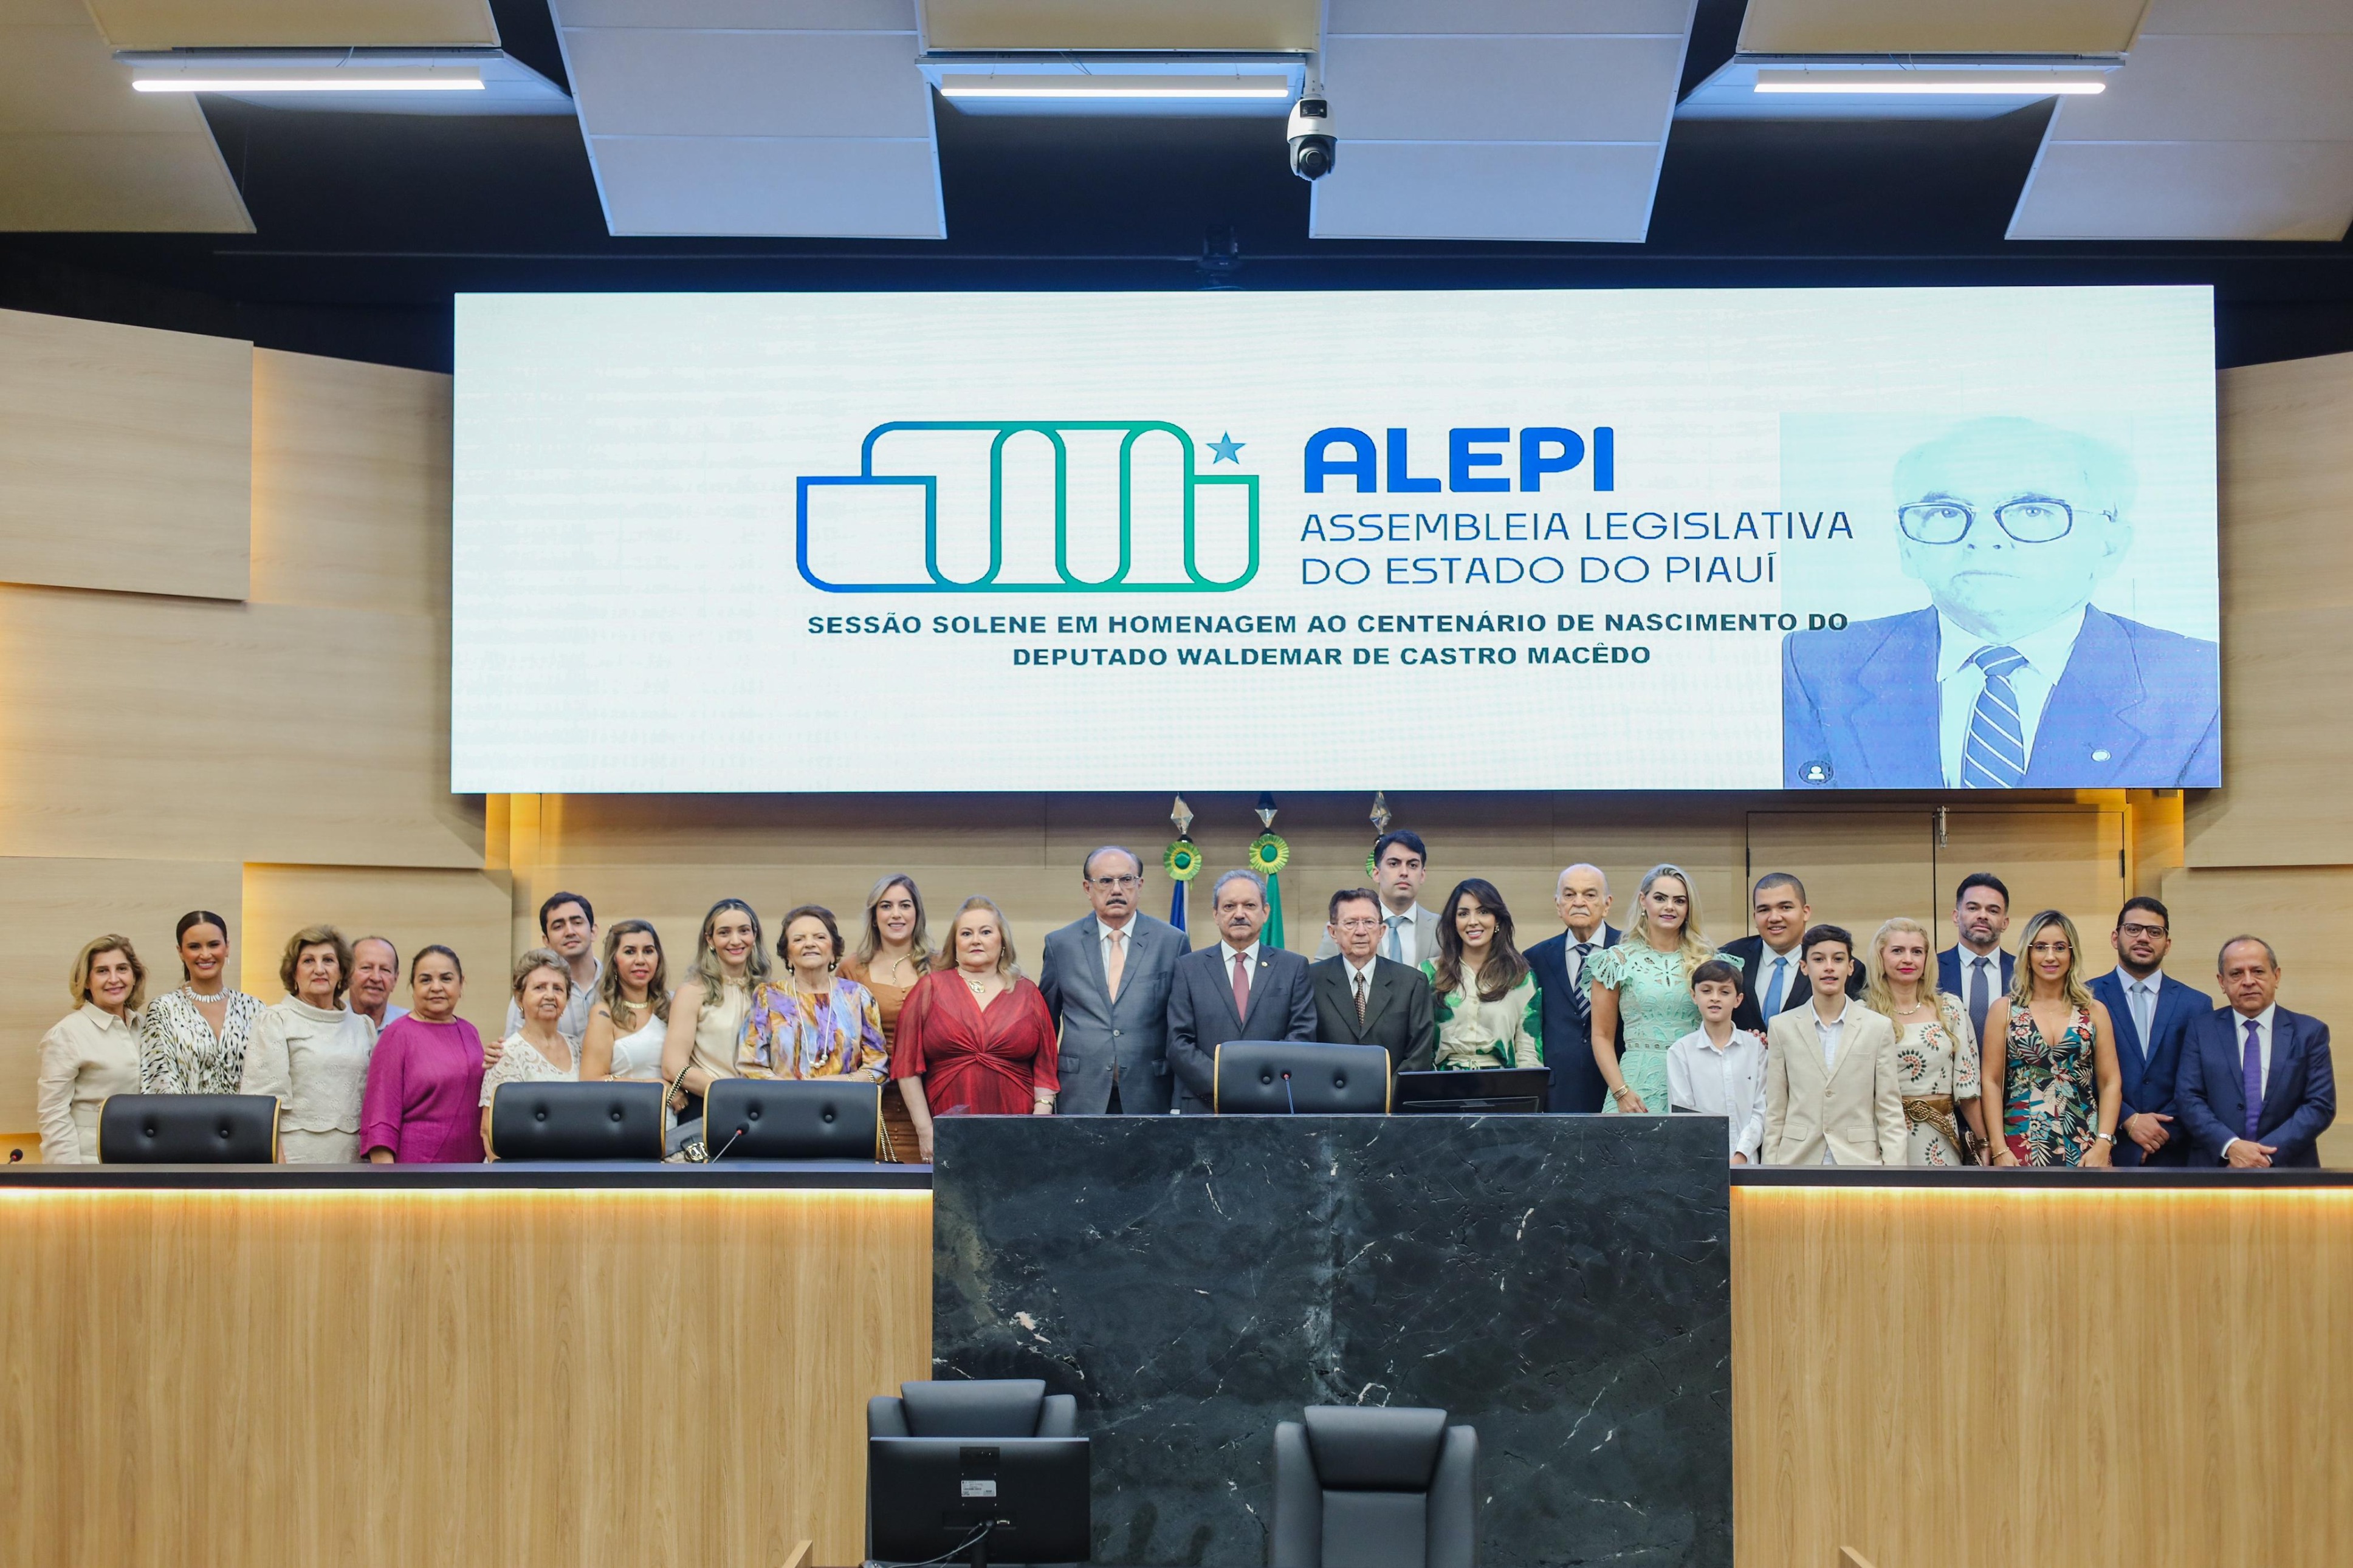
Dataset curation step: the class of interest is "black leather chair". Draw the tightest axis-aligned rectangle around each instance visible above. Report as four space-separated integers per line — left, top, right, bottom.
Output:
1213 1040 1391 1113
701 1077 882 1160
1271 1405 1478 1568
96 1094 280 1163
867 1378 1078 1439
487 1080 667 1160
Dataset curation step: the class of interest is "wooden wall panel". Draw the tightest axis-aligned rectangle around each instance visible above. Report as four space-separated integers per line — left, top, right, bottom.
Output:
0 587 480 869
1937 804 2126 954
240 863 512 1041
0 307 249 596
0 856 241 1132
1745 811 1937 951
2190 349 2353 868
250 348 451 619
0 1187 932 1568
1732 1183 2353 1568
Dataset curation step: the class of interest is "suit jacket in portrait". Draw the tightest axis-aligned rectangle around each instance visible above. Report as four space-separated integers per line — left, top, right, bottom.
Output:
1166 943 1321 1113
1761 1004 1906 1166
2087 969 2213 1168
1781 605 2220 789
1308 956 1436 1074
1937 945 2016 999
2173 1005 2337 1168
1037 911 1192 1116
1525 925 1622 1112
1718 934 1866 1036
1313 903 1440 968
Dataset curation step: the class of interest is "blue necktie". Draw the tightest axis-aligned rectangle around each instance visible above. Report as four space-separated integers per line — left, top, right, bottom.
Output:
2242 1018 2264 1143
1762 956 1789 1020
1962 645 2030 789
1384 915 1406 964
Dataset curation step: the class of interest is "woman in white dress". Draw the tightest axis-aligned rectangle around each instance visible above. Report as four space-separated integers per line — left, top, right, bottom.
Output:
580 919 672 1083
139 910 264 1094
480 948 580 1157
36 936 148 1164
241 925 379 1163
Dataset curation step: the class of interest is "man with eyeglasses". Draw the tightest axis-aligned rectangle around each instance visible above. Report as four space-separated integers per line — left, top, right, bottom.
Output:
1782 416 2219 789
2086 896 2213 1167
1039 846 1191 1115
1308 887 1436 1073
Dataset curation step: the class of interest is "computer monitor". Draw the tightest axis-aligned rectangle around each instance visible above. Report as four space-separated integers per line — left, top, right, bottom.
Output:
867 1436 1090 1567
1393 1067 1551 1115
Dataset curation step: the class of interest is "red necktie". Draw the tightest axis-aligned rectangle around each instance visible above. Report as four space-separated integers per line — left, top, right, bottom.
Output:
1231 950 1251 1023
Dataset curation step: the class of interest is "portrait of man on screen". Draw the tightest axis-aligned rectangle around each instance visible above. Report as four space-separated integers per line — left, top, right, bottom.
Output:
1781 416 2221 790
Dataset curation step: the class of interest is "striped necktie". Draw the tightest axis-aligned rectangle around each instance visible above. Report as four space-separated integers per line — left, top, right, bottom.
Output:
1962 645 2030 789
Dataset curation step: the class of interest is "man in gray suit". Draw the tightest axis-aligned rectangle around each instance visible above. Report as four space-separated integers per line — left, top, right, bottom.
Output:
1039 846 1192 1115
1313 830 1440 968
1309 887 1435 1072
1168 869 1319 1113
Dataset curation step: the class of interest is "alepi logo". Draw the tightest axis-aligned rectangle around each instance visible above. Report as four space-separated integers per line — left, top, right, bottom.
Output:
1305 426 1615 493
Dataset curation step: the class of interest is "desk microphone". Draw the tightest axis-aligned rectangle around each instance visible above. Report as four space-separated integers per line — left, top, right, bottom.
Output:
706 1126 746 1162
1280 1069 1296 1115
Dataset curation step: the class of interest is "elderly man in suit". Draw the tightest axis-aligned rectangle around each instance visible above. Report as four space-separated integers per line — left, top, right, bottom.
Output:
2176 936 2336 1169
1782 417 2218 790
1762 925 1906 1166
1039 845 1192 1115
1525 863 1622 1112
1313 830 1439 970
1308 887 1435 1073
1168 869 1318 1113
2087 895 2211 1167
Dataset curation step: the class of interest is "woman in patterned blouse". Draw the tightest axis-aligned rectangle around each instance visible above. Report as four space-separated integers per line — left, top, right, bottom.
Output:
1421 878 1542 1071
139 909 264 1095
739 905 889 1081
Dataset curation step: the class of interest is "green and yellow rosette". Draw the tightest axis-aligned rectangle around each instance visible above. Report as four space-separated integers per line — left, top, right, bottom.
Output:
1164 838 1202 882
1247 833 1290 878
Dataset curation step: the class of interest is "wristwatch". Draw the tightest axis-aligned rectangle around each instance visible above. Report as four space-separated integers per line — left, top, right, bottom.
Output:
2093 1131 2116 1144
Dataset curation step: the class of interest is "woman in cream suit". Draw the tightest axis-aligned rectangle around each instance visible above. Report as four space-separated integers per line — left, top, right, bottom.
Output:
1760 924 1907 1166
36 936 148 1163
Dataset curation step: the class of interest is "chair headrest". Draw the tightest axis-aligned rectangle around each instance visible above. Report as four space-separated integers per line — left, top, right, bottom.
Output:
899 1378 1048 1437
1302 1405 1449 1489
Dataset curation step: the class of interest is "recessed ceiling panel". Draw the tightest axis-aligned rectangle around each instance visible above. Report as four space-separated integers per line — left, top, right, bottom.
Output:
84 0 500 49
920 0 1317 52
1737 0 2149 55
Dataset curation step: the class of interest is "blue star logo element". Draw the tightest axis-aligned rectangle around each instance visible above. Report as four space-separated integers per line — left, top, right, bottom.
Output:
1207 431 1245 465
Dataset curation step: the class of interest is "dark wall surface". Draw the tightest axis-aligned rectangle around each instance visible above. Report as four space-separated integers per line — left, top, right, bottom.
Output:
933 1114 1733 1567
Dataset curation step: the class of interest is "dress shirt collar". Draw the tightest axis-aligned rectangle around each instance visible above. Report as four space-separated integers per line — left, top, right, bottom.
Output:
1344 954 1379 988
1809 996 1852 1029
2129 970 2163 995
1096 914 1136 943
1962 947 2002 971
1934 604 2089 685
1222 940 1262 967
1693 1025 1751 1057
77 999 135 1031
2234 1002 2278 1036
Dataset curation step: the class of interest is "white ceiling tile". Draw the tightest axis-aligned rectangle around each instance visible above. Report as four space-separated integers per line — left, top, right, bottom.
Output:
1327 0 1692 36
1310 140 1667 240
563 27 931 139
589 135 944 236
557 0 913 29
2054 33 2353 142
2140 0 2353 36
2010 139 2353 239
1325 34 1686 142
1737 0 2149 55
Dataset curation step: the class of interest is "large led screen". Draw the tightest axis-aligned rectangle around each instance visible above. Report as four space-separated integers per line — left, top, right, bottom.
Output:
452 287 2219 792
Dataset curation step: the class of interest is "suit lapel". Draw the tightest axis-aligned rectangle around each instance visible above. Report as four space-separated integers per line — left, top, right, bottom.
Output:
1315 965 1360 1041
1361 965 1399 1035
1082 921 1114 1007
1845 609 1942 784
2024 609 2156 786
2103 977 2148 1067
1238 950 1276 1036
2259 1013 2300 1129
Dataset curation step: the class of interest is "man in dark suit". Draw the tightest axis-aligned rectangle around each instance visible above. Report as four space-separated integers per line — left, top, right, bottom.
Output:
1525 863 1622 1112
1720 871 1863 1035
1038 845 1192 1115
1782 417 2219 790
1308 887 1435 1073
2086 895 2212 1167
2176 936 2335 1168
1937 872 2016 1054
1167 869 1319 1114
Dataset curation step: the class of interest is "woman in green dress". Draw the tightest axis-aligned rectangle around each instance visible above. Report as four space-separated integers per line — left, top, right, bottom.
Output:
1587 863 1736 1114
1421 878 1541 1070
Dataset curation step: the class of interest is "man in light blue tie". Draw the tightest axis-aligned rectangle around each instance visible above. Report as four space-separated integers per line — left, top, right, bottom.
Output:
2174 936 2336 1168
2087 896 2211 1167
1313 830 1438 970
1721 872 1861 1035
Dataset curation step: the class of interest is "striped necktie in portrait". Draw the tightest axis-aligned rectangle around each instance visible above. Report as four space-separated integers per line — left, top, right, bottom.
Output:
1963 645 2031 788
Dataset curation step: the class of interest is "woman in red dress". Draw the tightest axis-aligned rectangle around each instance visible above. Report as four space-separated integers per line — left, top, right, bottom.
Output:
893 895 1059 1162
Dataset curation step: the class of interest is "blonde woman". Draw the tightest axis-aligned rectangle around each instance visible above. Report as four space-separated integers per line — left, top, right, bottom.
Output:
1984 909 2123 1168
891 896 1059 1162
580 920 672 1081
139 910 265 1094
1866 917 1986 1166
1587 864 1734 1115
36 936 147 1164
241 925 377 1163
480 949 580 1155
837 875 933 1159
658 899 769 1127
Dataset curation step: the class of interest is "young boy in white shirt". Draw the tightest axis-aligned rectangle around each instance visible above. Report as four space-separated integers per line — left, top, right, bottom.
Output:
1667 957 1768 1164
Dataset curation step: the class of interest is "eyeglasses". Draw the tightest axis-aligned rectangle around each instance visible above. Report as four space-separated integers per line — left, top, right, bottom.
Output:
1335 918 1384 931
1087 875 1141 890
2027 941 2073 957
1897 498 2100 546
2117 922 2169 939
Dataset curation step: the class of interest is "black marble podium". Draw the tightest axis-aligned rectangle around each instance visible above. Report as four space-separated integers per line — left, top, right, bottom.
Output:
932 1114 1731 1567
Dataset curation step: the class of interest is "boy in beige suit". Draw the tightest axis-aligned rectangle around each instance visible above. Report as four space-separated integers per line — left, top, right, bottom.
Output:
1762 924 1908 1165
